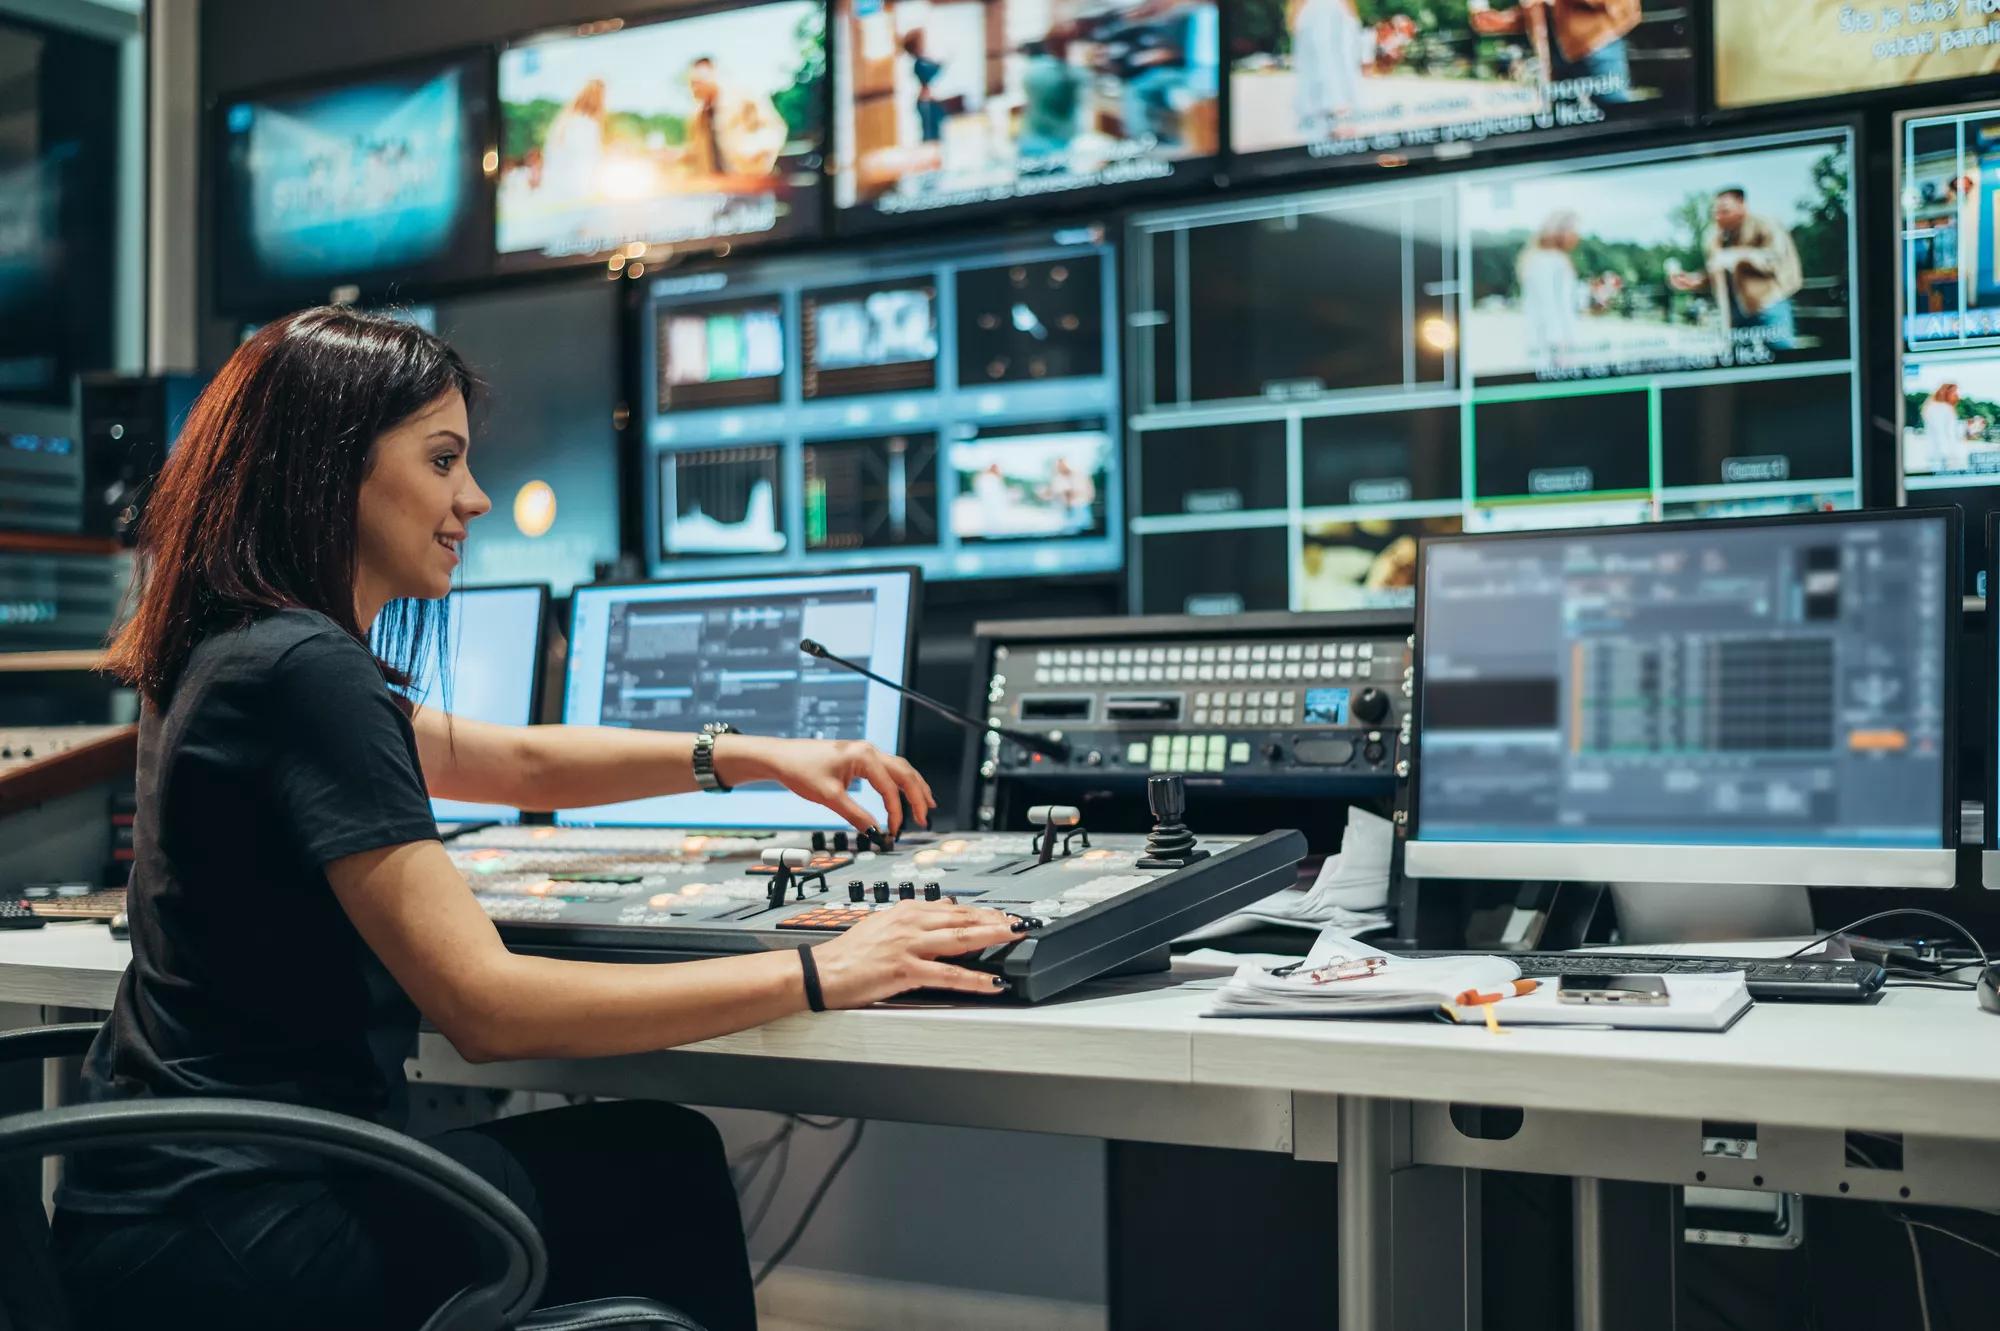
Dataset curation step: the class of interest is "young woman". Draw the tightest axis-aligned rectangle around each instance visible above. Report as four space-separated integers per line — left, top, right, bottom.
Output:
52 307 1024 1331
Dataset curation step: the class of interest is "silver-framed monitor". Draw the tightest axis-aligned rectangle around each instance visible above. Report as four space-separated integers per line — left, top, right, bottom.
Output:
559 567 919 830
1406 508 1960 893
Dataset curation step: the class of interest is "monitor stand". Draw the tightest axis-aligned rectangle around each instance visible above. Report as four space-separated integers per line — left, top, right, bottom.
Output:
1607 882 1814 946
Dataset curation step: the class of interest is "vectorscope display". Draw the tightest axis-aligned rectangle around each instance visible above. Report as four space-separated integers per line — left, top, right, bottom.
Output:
1124 125 1864 618
639 224 1124 583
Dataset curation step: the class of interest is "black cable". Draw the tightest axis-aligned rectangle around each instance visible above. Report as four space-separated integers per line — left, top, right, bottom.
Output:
742 1123 794 1240
1885 979 1979 992
754 1118 868 1288
1780 909 1991 972
1887 1210 2000 1264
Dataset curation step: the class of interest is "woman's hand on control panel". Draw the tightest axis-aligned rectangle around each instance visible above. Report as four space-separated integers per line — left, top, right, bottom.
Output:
811 902 1026 1006
714 736 935 837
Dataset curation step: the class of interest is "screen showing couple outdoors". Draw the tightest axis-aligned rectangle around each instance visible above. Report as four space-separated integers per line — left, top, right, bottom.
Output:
497 0 826 263
1228 0 1694 171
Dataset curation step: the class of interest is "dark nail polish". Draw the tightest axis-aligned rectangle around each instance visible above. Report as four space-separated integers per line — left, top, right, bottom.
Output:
1010 918 1033 933
991 975 1009 989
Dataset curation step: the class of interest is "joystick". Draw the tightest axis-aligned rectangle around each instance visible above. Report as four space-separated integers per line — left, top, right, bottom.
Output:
1135 775 1208 870
1029 805 1089 865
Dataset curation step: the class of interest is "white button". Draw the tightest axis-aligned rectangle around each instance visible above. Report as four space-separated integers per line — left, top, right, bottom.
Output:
1169 648 1185 663
1359 643 1376 659
1035 669 1049 684
1286 644 1303 661
1229 741 1251 764
1339 643 1356 660
1281 691 1297 706
1285 664 1303 680
1234 645 1251 661
1193 710 1209 725
1338 663 1356 679
1115 668 1132 682
1117 649 1134 664
1199 665 1216 681
1252 645 1268 661
1226 709 1243 725
1200 647 1217 663
1305 644 1322 659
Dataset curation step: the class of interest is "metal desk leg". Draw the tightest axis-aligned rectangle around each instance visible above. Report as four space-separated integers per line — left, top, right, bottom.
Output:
1338 1096 1480 1331
1573 1178 1677 1331
1339 1096 1397 1331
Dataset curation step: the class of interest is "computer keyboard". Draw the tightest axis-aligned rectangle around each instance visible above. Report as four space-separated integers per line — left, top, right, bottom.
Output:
1396 951 1887 1002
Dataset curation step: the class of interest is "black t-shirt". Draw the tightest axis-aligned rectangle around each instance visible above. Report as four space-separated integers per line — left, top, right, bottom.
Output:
59 609 440 1216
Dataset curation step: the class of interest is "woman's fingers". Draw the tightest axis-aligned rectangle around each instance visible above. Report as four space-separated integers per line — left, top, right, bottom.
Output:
858 757 905 838
884 755 932 827
824 789 878 834
904 960 1010 995
908 920 1024 958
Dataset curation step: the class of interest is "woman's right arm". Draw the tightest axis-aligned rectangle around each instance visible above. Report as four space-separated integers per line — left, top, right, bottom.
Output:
327 840 1024 1063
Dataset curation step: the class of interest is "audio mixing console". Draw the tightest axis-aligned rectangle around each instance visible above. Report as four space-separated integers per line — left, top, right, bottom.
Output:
449 802 1305 1002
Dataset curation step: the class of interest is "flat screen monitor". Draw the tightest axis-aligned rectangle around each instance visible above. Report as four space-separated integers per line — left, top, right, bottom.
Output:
1125 125 1864 617
832 0 1221 230
214 53 493 314
378 584 550 825
1406 509 1959 889
496 0 826 267
1713 0 2000 111
429 281 623 595
560 568 918 828
638 223 1123 582
1987 510 2000 887
1227 0 1695 179
1 17 117 404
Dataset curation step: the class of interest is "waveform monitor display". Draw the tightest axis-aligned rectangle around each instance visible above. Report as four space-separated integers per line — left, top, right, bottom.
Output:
641 225 1123 582
496 0 825 266
215 54 492 312
561 569 917 828
832 0 1221 229
1409 511 1955 887
1228 0 1694 178
1126 126 1862 617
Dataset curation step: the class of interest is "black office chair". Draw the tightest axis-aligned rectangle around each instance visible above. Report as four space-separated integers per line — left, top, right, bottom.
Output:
0 1023 705 1331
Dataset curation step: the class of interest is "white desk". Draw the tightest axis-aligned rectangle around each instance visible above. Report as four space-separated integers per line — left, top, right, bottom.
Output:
7 923 2000 1331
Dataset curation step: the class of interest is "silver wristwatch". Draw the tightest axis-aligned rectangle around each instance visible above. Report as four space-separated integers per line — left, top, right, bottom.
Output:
692 722 739 793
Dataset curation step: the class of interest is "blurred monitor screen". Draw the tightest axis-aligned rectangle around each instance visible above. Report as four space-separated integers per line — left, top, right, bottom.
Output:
832 0 1222 228
1227 0 1695 178
497 0 826 266
1714 0 2000 110
215 54 492 312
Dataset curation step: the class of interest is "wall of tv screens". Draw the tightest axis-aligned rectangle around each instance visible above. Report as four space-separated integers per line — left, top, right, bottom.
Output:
1125 125 1863 614
637 223 1123 583
193 2 2000 595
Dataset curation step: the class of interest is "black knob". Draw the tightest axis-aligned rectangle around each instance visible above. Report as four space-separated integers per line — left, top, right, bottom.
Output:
1147 774 1187 824
811 831 827 851
923 882 942 901
1363 740 1387 765
832 831 850 852
848 880 865 903
1260 742 1285 763
872 880 891 904
1352 688 1390 725
898 881 916 901
1084 750 1104 767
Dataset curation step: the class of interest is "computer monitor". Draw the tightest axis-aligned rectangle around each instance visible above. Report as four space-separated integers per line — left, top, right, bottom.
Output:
1713 0 2000 111
1986 511 2000 890
559 568 918 829
213 52 493 314
1125 124 1865 617
495 0 825 268
638 224 1123 584
1406 509 1959 890
1897 100 2000 583
1227 0 1695 180
831 0 1221 232
379 584 550 826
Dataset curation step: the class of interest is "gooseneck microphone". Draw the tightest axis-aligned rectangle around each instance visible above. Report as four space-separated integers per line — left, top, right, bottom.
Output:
799 639 1072 761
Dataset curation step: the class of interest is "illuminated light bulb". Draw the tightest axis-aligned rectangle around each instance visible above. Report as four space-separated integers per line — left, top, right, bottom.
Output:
514 480 557 538
1419 317 1458 352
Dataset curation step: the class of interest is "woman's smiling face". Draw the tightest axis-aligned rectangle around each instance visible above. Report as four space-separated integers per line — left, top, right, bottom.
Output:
354 389 490 624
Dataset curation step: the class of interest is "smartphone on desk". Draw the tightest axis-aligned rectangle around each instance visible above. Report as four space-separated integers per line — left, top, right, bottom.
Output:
1557 975 1669 1006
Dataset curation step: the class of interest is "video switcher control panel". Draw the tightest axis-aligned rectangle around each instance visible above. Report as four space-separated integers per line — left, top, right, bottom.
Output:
968 611 1414 826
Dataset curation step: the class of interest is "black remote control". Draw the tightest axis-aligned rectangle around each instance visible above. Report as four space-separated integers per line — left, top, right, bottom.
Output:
0 897 47 930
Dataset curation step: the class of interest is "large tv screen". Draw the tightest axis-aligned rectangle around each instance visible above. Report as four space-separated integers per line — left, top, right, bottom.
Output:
638 223 1124 583
1227 0 1695 177
496 0 826 266
214 54 492 314
1714 0 2000 110
832 0 1221 229
1126 126 1863 616
1 17 117 404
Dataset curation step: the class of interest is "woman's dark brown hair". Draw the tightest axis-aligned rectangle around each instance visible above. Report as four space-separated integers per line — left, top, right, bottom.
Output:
106 306 476 706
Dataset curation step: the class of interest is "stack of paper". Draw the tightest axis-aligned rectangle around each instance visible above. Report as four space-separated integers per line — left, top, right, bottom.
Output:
1206 928 1755 1031
1180 807 1395 942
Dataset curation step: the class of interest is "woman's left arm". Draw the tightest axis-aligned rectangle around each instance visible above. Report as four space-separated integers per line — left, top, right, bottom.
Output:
412 709 935 835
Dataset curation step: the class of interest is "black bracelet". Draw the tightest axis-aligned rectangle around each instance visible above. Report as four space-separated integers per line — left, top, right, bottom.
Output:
797 944 827 1013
